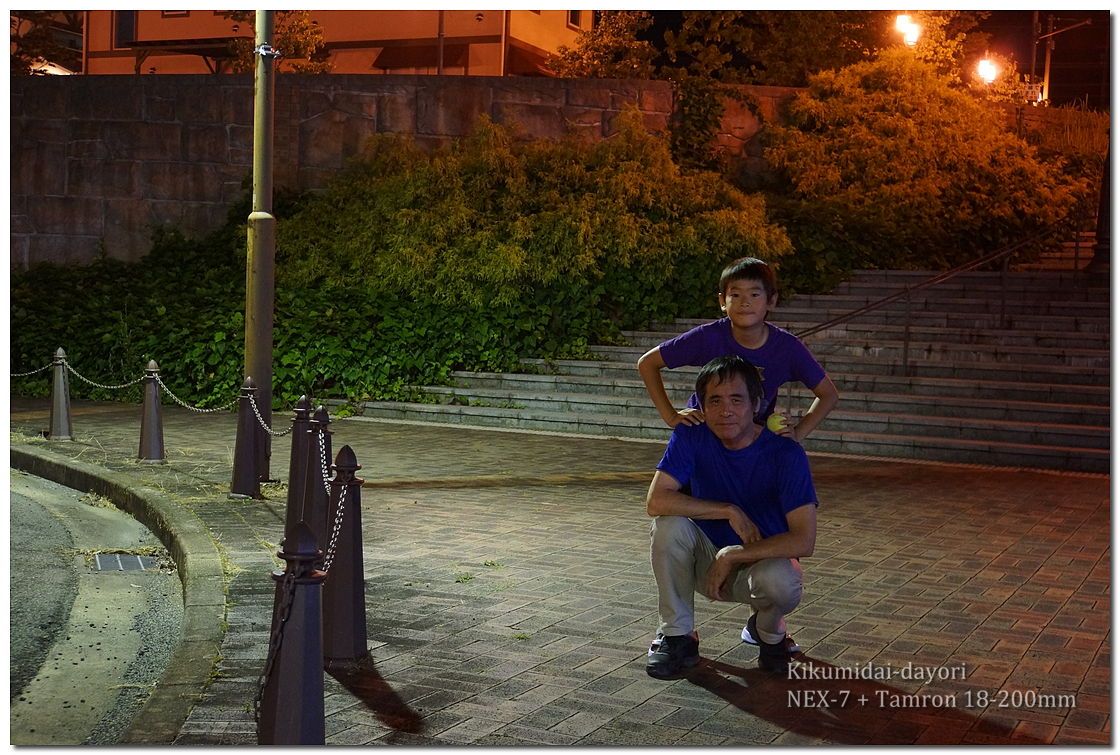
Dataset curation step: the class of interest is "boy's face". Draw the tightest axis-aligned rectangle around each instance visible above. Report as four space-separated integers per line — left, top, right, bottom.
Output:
718 278 776 331
700 374 762 450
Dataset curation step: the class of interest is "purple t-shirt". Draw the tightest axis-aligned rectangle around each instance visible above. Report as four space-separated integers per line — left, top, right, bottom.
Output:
658 320 826 419
657 423 818 548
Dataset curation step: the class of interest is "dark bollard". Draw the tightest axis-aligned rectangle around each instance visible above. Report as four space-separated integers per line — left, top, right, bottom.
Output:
322 445 369 665
303 406 333 561
257 522 326 745
47 347 73 440
138 359 166 464
283 396 314 541
230 377 262 499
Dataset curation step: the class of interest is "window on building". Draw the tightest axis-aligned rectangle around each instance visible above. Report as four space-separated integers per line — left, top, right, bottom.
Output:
567 10 581 29
113 10 136 48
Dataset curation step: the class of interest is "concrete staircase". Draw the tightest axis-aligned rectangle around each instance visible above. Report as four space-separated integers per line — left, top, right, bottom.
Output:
355 269 1109 474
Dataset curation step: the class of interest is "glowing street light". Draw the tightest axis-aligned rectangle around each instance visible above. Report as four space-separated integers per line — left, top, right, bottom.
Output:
896 14 920 46
977 57 998 84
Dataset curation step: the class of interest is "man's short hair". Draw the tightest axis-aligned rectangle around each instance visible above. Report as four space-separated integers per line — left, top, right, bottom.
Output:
719 257 778 300
696 355 764 411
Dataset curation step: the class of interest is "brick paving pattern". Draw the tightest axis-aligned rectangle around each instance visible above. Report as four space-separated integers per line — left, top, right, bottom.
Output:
9 398 1110 745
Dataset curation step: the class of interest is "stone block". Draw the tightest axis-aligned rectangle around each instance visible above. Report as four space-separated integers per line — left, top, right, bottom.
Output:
720 97 762 141
68 159 139 198
27 195 104 235
103 198 158 260
10 235 30 269
141 162 228 203
104 120 183 161
166 81 227 124
494 103 565 141
70 78 144 120
417 83 491 137
13 78 68 118
492 79 566 107
185 124 231 164
565 83 613 109
27 233 103 266
638 84 674 115
12 140 67 196
219 77 254 126
560 109 604 142
299 112 346 170
377 89 417 135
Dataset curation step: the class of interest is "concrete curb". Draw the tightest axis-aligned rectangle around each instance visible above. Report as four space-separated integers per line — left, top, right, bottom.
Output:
10 443 227 745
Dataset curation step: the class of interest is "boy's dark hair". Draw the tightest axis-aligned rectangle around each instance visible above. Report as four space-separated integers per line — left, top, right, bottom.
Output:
695 355 764 411
719 257 778 299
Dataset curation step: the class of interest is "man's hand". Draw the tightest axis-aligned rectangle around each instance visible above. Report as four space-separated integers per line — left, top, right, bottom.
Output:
666 407 706 428
706 545 744 601
727 507 761 545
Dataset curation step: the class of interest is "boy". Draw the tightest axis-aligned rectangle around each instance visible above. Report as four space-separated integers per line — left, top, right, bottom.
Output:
645 355 817 678
637 256 838 442
638 257 835 653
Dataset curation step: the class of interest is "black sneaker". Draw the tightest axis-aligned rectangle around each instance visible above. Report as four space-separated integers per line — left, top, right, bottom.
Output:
646 631 700 679
742 613 800 653
757 635 792 674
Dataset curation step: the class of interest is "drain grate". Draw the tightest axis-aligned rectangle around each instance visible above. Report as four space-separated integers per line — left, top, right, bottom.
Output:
93 553 159 572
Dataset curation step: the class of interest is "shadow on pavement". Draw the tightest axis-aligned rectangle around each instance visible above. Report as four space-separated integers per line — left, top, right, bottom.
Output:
687 658 1046 745
325 656 423 734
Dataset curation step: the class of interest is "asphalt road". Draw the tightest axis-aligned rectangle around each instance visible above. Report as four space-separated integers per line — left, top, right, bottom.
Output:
9 470 184 745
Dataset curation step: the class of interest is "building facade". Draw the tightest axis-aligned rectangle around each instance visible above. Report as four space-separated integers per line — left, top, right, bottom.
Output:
82 10 593 77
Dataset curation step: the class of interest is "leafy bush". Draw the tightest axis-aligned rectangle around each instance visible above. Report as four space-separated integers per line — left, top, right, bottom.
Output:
279 107 792 339
762 50 1089 292
12 109 792 409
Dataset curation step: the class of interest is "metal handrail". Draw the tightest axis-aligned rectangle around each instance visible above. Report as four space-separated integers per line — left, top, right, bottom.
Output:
793 215 1085 342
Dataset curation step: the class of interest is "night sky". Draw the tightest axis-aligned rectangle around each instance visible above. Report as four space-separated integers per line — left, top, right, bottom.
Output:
977 10 1110 110
643 10 1111 111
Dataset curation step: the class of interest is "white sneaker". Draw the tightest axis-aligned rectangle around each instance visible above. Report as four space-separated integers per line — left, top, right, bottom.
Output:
741 614 800 653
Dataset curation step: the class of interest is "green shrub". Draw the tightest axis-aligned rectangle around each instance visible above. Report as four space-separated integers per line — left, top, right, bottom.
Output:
762 50 1089 292
12 109 791 409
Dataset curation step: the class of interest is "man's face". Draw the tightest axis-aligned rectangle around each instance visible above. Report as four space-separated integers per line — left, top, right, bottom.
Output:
701 374 761 450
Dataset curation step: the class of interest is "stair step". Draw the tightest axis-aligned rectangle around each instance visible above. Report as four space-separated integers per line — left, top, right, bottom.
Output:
457 368 1109 407
802 431 1107 474
621 323 1108 351
657 311 1111 335
353 401 1107 473
780 293 1107 317
592 341 1109 368
524 356 1111 387
419 384 1106 429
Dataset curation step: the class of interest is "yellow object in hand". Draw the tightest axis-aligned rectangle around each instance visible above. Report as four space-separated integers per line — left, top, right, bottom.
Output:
766 414 787 433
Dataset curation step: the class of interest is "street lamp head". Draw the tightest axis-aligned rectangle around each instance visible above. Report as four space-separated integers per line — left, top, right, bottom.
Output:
896 14 920 46
978 58 998 84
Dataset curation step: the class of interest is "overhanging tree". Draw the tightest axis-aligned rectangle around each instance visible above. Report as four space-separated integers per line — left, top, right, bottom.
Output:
762 49 1088 289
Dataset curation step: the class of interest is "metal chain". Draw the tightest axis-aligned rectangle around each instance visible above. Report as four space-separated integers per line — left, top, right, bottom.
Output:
64 361 144 390
154 375 239 413
246 394 294 437
254 569 298 724
10 363 52 378
321 482 347 574
317 428 347 573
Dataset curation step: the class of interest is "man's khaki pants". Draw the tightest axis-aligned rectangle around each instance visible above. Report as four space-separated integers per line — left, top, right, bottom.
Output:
651 515 802 644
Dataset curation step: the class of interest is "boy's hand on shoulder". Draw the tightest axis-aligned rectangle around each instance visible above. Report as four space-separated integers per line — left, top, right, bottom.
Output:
666 408 706 428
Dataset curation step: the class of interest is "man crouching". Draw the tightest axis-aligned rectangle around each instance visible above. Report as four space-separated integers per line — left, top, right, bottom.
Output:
645 355 818 678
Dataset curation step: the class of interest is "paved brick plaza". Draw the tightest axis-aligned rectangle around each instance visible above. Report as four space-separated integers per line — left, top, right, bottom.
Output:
9 398 1110 745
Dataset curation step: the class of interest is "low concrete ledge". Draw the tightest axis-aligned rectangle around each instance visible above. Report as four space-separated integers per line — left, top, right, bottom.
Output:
10 443 227 745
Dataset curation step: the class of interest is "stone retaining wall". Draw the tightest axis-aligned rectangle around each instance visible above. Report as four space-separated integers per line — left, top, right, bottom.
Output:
14 74 799 267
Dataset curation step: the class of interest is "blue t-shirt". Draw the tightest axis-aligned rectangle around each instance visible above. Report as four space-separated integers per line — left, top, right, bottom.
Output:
656 423 818 549
658 320 826 419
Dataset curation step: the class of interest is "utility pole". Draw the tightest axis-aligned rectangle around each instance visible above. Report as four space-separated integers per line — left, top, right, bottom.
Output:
245 10 279 480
